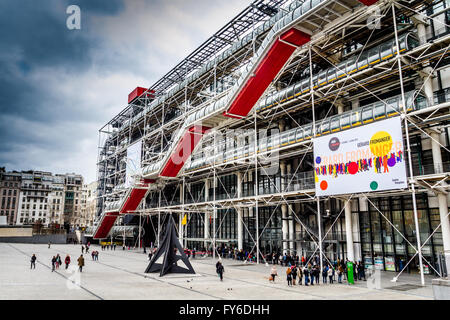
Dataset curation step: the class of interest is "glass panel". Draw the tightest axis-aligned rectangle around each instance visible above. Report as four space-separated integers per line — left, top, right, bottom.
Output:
374 102 386 118
362 106 373 121
320 120 330 133
351 111 360 125
380 40 394 60
340 114 350 128
368 46 380 64
330 116 340 130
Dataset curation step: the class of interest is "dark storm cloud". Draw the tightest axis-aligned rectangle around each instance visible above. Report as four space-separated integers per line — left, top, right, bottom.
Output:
0 0 125 177
0 0 247 182
0 0 125 120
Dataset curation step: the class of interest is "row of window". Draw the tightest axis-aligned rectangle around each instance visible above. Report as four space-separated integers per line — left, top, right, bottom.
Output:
22 197 48 203
20 211 48 217
1 197 16 209
1 182 19 188
21 204 48 210
2 189 17 196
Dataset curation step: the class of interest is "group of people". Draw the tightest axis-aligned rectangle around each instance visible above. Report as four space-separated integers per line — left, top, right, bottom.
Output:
81 243 91 254
101 243 116 251
30 241 102 273
269 258 367 286
30 253 85 272
91 250 100 261
51 254 62 271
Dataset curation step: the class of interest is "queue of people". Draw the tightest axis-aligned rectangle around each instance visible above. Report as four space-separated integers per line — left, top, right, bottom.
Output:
267 257 366 287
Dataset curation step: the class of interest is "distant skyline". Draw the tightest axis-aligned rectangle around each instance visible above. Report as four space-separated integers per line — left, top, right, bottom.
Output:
0 0 249 183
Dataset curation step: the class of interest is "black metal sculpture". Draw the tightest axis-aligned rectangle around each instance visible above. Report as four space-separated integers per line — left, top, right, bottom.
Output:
145 216 195 276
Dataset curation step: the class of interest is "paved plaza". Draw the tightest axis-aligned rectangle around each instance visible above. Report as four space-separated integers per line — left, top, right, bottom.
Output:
0 243 437 300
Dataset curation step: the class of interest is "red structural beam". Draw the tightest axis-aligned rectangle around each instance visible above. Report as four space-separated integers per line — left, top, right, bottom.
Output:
93 212 119 239
223 28 310 118
160 125 211 177
358 0 379 5
120 188 148 214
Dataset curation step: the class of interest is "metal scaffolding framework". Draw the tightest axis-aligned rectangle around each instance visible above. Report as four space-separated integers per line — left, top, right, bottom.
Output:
91 0 450 286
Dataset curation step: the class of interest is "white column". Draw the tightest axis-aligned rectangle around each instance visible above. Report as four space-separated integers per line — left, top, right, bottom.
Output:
289 204 295 253
280 161 286 197
414 15 428 46
438 193 450 272
278 119 285 133
337 101 355 261
237 208 243 251
430 131 450 271
204 178 210 250
416 18 434 104
345 199 354 262
237 172 242 198
236 172 243 251
205 179 210 202
280 160 288 254
351 99 358 111
281 204 288 254
179 184 184 244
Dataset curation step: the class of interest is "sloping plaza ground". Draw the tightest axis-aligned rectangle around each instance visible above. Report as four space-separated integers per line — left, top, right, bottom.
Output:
0 243 436 300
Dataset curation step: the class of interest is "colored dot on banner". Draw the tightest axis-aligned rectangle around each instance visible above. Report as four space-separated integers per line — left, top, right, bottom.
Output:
320 180 328 190
348 162 358 175
316 156 321 164
370 181 378 190
387 157 396 167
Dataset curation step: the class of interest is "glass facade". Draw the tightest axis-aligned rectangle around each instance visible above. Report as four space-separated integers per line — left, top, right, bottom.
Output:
360 195 445 274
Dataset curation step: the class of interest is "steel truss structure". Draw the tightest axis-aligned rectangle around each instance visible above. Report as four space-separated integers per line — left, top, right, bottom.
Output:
91 0 450 285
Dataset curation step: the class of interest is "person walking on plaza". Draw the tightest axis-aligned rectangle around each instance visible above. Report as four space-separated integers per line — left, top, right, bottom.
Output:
298 265 303 285
65 254 71 269
353 261 358 282
291 265 298 285
48 241 51 249
78 254 85 273
303 265 309 286
91 250 95 261
30 254 36 269
316 265 321 284
328 266 334 284
85 245 89 254
216 260 224 281
322 266 328 284
270 265 278 282
51 256 56 272
286 266 292 286
358 261 366 280
81 245 84 254
337 264 343 283
55 254 61 270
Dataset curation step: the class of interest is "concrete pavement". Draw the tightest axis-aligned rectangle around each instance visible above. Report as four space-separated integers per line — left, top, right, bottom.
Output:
0 243 435 300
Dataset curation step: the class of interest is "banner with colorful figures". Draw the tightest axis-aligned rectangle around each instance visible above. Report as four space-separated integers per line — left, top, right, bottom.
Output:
313 116 407 196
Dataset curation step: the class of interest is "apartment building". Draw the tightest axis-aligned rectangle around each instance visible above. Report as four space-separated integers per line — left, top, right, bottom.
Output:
0 168 21 225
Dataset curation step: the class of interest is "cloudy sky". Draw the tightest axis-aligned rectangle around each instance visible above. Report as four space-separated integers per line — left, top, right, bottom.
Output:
0 0 249 183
